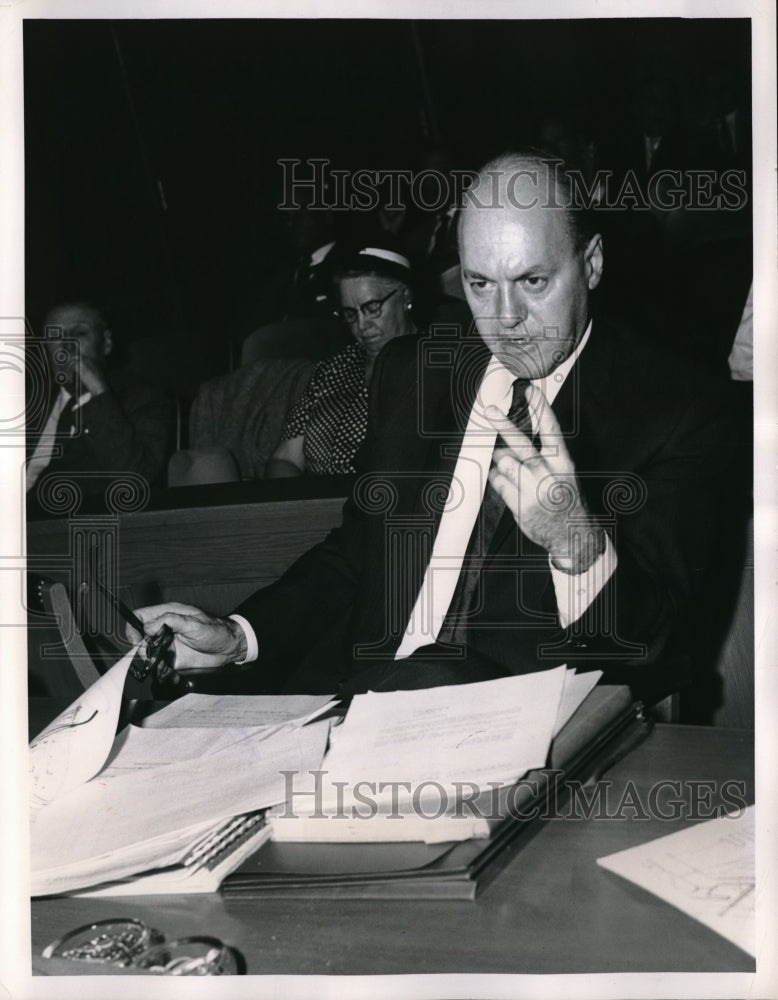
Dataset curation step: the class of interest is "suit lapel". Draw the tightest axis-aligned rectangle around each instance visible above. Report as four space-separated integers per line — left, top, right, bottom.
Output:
552 318 614 445
385 336 489 640
411 336 491 522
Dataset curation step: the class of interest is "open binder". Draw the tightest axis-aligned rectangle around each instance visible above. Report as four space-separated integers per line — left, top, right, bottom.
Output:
223 684 652 900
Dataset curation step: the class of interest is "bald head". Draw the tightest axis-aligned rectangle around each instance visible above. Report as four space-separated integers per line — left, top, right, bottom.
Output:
458 151 593 254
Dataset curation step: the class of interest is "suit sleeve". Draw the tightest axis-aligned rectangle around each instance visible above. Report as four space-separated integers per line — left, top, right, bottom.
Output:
230 345 394 669
76 380 174 487
542 375 737 673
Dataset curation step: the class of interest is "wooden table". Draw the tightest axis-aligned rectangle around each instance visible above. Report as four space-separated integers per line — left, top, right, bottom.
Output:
30 724 754 976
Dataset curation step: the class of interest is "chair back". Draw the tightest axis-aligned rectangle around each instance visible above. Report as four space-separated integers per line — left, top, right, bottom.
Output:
240 319 349 366
35 579 101 694
182 357 318 481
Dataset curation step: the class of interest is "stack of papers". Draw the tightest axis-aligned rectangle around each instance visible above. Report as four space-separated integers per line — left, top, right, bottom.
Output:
75 811 270 897
29 650 332 896
29 650 603 892
223 683 640 901
270 666 601 843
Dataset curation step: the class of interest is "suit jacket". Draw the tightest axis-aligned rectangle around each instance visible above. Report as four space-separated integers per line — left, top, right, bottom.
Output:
27 368 174 498
234 318 734 696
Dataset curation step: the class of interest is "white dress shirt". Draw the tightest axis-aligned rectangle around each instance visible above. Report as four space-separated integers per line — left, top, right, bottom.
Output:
26 387 91 491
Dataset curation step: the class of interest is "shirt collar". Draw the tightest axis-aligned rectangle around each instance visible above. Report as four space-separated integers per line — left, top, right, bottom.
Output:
479 319 593 413
58 386 91 411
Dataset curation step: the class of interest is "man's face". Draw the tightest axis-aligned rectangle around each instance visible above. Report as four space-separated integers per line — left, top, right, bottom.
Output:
460 182 603 380
43 304 110 392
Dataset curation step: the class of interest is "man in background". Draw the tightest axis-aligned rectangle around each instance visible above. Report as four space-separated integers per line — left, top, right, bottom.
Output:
26 300 174 498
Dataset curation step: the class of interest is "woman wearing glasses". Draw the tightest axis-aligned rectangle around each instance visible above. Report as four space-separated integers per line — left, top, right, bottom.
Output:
266 240 419 477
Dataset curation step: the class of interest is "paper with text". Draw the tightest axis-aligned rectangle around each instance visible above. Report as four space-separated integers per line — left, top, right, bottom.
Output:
141 692 338 729
30 718 330 891
101 720 311 776
29 646 138 813
309 666 568 812
597 806 754 956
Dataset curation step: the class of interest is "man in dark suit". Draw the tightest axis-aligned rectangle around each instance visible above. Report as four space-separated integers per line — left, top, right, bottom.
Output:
132 152 731 700
26 300 174 499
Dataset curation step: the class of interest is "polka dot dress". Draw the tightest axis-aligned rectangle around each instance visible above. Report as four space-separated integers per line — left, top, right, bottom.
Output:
281 342 368 474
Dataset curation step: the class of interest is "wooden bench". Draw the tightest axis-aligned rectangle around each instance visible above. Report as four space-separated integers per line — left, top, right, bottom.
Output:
26 481 349 698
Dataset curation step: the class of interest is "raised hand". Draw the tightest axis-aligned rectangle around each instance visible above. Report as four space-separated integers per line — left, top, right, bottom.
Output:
76 355 110 397
486 384 606 574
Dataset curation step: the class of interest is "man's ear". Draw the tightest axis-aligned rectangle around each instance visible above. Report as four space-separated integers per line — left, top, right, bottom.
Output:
102 329 113 358
584 234 604 291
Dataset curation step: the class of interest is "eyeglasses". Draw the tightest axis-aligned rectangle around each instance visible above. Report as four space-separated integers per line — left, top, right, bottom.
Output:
334 288 399 325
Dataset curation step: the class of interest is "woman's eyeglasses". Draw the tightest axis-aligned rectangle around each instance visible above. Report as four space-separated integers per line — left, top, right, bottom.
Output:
334 288 399 325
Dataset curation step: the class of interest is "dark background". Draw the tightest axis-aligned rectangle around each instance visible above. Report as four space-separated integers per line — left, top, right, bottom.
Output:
24 17 751 398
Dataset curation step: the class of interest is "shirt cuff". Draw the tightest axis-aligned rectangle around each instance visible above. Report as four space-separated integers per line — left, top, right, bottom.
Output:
228 614 258 664
550 534 617 628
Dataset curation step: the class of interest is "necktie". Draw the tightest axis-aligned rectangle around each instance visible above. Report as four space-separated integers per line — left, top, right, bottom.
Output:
439 378 532 643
